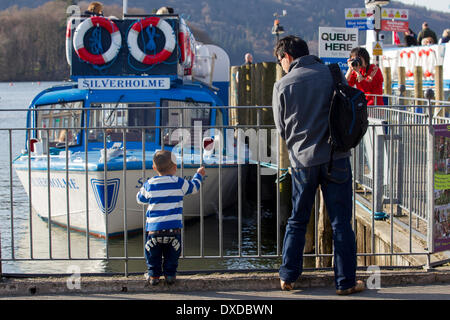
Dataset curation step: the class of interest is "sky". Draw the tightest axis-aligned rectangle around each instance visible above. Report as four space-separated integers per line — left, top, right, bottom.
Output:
395 0 450 13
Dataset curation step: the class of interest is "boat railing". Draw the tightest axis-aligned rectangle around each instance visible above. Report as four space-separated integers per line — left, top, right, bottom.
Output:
1 101 450 276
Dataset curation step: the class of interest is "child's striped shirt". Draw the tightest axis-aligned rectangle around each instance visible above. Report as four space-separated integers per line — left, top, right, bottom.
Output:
136 173 203 231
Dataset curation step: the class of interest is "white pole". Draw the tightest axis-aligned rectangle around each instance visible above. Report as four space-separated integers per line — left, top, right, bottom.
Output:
123 0 128 18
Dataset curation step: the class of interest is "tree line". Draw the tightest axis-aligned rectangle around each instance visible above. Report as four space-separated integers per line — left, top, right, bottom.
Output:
0 0 215 82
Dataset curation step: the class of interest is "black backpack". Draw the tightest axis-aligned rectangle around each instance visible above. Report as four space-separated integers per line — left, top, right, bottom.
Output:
327 63 368 173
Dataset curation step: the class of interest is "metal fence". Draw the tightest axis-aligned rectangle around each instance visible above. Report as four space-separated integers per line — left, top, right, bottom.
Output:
0 101 449 276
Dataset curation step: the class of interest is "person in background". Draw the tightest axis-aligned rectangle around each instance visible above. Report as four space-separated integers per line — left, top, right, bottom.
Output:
421 37 435 46
439 29 450 44
417 22 438 45
137 150 205 286
244 53 253 65
272 35 364 295
404 28 417 46
345 47 384 106
156 6 174 14
85 1 104 16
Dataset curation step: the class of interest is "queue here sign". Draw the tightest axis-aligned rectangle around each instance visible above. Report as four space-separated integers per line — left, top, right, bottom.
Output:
319 27 358 59
319 27 358 74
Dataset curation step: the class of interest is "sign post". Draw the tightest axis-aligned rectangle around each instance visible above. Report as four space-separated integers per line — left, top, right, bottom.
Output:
318 27 358 74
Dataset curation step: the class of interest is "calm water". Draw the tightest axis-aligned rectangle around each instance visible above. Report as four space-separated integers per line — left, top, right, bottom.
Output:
0 81 280 274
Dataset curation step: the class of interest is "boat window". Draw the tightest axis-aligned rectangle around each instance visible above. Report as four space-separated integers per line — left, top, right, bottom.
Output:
88 103 156 143
160 99 211 146
35 101 83 148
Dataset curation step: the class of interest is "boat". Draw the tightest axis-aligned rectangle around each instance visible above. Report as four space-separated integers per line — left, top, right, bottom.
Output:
12 8 241 238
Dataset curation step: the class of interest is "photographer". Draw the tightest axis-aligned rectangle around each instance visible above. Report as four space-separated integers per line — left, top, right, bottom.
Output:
345 47 384 106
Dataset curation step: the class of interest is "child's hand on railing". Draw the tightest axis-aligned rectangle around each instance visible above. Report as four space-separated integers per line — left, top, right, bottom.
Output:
197 166 205 176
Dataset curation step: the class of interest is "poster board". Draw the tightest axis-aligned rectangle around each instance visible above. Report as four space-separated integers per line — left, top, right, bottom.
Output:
433 124 450 253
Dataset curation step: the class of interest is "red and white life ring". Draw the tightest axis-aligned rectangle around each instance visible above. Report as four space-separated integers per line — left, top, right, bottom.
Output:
127 17 175 65
399 50 416 78
73 17 122 65
66 19 73 66
178 18 191 66
418 48 437 79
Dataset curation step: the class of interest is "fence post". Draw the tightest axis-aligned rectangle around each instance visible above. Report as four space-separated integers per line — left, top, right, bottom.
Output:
425 89 435 267
397 66 406 106
414 66 423 112
374 134 385 214
275 64 292 237
383 66 392 104
435 65 445 117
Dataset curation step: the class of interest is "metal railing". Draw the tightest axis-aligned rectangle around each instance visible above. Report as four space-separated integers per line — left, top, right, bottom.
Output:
0 101 449 276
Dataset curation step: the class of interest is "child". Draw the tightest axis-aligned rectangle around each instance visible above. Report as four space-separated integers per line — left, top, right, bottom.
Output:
136 150 205 285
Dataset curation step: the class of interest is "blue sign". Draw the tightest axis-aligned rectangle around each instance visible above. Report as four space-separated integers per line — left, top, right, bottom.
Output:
345 19 374 30
321 57 349 75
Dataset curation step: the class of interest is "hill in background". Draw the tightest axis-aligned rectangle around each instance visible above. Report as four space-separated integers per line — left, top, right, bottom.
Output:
0 0 448 80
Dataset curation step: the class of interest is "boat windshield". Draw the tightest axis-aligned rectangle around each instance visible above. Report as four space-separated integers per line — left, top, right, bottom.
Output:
88 103 156 143
35 101 83 148
160 99 211 146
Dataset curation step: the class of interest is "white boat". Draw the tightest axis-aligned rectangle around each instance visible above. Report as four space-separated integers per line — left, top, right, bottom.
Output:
12 10 242 238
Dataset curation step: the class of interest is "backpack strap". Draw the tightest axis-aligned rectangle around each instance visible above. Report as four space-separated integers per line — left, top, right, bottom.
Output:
328 63 343 87
327 63 342 175
327 144 335 175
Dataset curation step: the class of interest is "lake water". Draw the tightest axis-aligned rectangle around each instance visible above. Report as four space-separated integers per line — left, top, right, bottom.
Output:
0 81 280 275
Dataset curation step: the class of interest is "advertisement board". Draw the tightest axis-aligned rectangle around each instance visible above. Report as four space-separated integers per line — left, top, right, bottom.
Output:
433 124 450 253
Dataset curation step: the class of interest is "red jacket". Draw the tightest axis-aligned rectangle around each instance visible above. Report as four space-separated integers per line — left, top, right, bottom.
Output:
348 64 384 106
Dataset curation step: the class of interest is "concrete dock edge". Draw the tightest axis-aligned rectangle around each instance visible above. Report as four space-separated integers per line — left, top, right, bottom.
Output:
1 267 450 297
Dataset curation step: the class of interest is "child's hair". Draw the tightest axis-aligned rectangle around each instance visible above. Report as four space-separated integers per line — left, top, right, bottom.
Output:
153 150 175 174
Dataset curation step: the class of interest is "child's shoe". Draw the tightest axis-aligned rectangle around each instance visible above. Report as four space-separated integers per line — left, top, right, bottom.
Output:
144 273 160 286
165 275 176 285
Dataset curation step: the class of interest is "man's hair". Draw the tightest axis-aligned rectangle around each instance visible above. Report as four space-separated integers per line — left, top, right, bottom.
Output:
153 150 175 174
273 35 309 60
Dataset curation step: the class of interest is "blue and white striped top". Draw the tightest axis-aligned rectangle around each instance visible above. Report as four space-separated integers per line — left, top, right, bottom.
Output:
136 173 203 231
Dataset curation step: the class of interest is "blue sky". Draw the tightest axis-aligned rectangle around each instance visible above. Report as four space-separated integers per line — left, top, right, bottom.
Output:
396 0 450 13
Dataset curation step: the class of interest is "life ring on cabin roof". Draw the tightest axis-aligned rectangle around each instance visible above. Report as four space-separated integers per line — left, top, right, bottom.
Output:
66 19 73 66
127 17 176 65
178 18 192 66
73 16 122 65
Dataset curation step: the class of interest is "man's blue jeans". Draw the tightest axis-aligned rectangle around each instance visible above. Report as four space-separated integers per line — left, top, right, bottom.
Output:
279 157 356 290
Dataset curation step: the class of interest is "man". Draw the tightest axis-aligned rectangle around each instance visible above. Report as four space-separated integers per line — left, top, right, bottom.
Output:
244 53 253 65
271 35 364 295
417 22 438 45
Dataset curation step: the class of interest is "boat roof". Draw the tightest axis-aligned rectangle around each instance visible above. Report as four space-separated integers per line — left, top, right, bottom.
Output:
32 81 224 107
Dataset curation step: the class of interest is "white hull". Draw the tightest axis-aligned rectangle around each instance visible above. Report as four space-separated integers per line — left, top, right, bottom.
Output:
14 167 239 238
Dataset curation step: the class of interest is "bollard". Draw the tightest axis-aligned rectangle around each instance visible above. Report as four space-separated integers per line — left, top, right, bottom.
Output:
383 67 392 104
397 66 406 106
435 65 445 116
414 66 423 112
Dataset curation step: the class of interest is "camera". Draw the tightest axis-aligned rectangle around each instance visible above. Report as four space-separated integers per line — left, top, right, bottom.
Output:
350 57 361 68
